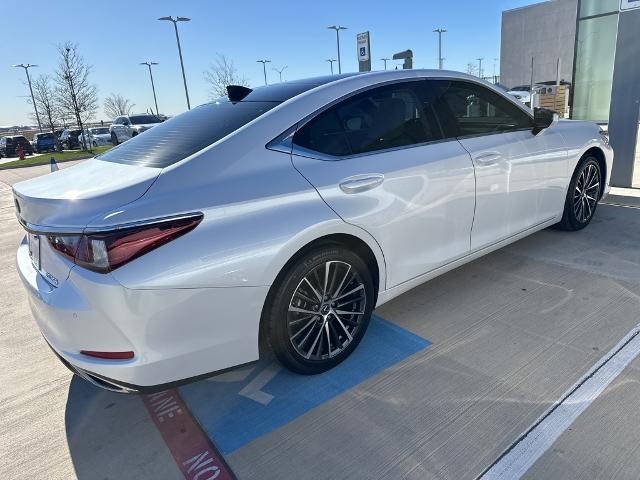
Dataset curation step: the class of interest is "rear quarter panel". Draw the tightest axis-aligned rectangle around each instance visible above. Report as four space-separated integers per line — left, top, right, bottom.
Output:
91 142 386 292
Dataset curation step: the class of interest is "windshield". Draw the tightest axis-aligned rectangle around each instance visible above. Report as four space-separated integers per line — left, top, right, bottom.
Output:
99 100 280 167
90 128 109 134
129 115 163 125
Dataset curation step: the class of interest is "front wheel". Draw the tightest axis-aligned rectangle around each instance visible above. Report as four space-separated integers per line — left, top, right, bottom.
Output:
111 132 119 146
264 246 375 374
557 156 602 231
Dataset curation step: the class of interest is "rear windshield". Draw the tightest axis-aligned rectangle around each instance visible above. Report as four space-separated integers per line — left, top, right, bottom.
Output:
13 137 29 145
90 128 109 134
130 115 163 125
37 133 55 140
98 100 279 168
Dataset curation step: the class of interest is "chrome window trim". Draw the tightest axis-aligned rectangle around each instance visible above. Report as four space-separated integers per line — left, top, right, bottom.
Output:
266 75 535 161
16 212 204 236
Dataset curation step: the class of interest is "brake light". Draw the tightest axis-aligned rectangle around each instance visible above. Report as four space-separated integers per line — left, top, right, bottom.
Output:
47 214 202 273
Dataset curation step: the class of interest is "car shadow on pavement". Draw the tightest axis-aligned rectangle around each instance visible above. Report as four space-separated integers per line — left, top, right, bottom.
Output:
65 375 181 479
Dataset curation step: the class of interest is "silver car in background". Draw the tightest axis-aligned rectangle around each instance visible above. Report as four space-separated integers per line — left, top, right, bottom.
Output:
109 113 164 145
13 70 612 393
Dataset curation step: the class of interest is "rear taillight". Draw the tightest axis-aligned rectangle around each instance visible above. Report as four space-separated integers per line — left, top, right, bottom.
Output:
47 214 202 273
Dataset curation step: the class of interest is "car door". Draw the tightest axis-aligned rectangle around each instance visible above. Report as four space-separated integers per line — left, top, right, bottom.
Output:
429 79 567 250
291 80 476 289
121 117 133 140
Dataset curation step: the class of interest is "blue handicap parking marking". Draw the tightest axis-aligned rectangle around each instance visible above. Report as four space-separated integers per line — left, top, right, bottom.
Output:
179 315 431 454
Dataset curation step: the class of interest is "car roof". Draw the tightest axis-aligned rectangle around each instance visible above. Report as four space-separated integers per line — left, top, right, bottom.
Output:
224 69 503 104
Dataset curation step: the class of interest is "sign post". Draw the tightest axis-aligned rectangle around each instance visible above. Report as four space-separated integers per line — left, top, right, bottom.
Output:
357 31 371 72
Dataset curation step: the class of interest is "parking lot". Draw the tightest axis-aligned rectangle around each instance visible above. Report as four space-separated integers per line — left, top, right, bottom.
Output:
1 162 640 479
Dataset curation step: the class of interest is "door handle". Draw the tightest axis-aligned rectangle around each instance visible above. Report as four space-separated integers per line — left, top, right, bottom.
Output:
474 152 502 166
339 174 385 194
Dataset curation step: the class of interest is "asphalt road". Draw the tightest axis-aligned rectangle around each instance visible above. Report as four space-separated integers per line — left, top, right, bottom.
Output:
1 162 640 479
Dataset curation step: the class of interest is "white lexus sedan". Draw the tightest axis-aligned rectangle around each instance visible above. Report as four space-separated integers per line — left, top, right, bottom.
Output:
13 70 613 393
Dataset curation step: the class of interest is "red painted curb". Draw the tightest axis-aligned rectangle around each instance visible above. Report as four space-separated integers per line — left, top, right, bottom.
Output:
142 389 236 480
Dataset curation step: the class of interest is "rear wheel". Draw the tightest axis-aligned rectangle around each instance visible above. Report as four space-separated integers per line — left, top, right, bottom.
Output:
557 156 602 231
265 246 375 374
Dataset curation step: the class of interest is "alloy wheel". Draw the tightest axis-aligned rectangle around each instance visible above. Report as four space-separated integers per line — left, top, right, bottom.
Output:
287 261 367 361
573 163 600 223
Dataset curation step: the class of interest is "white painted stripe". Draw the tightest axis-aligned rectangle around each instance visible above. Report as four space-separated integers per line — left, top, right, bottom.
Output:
481 324 640 480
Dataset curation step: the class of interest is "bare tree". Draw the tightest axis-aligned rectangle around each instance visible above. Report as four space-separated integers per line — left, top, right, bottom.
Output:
104 93 135 119
204 54 249 99
29 74 60 133
54 42 99 150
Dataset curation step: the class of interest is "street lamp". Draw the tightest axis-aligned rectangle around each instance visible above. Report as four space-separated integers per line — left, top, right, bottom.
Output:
380 58 390 70
477 57 484 78
273 65 288 83
327 25 347 74
433 28 447 70
257 59 271 85
158 16 191 110
12 63 42 132
140 61 160 115
326 59 336 75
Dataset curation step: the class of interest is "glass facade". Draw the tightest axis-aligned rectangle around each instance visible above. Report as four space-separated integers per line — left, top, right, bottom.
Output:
572 1 620 122
579 0 619 17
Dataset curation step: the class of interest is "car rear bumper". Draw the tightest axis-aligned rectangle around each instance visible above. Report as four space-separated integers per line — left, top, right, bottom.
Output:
16 237 267 392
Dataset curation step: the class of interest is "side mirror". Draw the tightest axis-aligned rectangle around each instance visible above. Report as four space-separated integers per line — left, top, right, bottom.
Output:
533 107 558 135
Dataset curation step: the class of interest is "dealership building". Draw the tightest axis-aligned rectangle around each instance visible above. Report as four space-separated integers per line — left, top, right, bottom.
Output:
501 0 640 187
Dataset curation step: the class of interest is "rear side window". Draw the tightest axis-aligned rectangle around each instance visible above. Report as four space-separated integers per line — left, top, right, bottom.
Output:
429 80 533 138
99 100 279 168
293 81 442 158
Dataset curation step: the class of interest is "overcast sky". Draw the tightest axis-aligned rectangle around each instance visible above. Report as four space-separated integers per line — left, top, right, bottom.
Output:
0 0 536 126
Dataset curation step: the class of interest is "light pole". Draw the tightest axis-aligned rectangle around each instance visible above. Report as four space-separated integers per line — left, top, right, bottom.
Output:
326 59 336 75
477 57 484 78
140 61 160 115
433 28 447 70
13 63 42 132
380 58 390 70
257 59 271 85
272 65 288 83
327 25 347 74
158 16 191 110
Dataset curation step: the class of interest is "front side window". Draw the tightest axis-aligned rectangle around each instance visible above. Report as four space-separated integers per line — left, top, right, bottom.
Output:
430 80 532 138
293 81 442 158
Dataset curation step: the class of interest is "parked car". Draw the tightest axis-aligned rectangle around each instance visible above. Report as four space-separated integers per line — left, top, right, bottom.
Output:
59 129 83 150
109 114 163 145
13 70 613 393
83 127 111 147
0 135 34 158
32 132 58 153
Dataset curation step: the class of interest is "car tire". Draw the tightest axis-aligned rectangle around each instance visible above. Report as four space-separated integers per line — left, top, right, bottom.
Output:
111 133 119 146
556 155 602 231
264 245 375 375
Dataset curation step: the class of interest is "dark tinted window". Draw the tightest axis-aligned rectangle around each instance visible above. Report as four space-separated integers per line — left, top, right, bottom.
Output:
37 133 55 140
129 115 163 125
14 136 29 145
294 81 441 157
91 128 109 135
99 100 279 167
430 80 532 138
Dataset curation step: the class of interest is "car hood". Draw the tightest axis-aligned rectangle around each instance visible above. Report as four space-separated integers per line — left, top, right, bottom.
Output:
13 158 161 229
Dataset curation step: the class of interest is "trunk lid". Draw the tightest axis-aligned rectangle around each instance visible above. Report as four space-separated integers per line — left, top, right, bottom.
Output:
13 158 161 229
